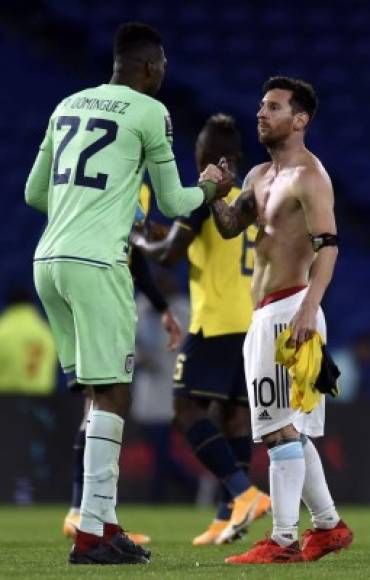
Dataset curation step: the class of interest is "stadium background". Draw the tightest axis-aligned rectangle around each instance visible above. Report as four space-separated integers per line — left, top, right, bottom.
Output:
0 0 369 504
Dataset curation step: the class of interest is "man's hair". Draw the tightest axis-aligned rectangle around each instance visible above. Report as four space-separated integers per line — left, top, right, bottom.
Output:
197 114 243 164
262 76 318 120
114 22 162 60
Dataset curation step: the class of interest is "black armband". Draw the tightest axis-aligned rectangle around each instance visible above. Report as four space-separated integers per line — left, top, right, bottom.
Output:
309 233 338 252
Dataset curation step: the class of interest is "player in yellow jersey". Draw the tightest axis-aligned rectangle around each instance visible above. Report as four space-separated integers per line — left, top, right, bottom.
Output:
0 287 57 394
132 114 270 545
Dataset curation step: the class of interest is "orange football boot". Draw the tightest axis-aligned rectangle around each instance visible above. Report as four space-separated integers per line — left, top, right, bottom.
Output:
192 520 229 545
216 487 271 544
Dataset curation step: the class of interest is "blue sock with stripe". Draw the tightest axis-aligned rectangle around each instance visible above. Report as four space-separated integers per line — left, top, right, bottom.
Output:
186 419 249 497
228 435 252 472
215 434 253 518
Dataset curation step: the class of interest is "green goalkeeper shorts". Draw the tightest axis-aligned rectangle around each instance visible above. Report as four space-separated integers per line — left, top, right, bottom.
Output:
34 260 136 386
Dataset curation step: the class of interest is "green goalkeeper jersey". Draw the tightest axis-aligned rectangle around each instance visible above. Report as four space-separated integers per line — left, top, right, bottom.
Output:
25 84 204 266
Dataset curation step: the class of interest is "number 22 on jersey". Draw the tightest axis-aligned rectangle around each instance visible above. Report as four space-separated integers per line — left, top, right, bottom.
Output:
53 116 117 190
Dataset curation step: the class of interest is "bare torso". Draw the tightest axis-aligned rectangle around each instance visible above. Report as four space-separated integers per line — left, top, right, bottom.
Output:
251 151 327 305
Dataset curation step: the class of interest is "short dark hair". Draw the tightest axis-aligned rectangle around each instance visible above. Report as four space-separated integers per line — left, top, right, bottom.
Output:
262 76 318 120
197 114 243 164
114 22 162 60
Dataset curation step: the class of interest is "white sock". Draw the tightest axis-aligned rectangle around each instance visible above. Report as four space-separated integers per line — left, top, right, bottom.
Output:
269 441 305 547
302 437 340 529
79 410 124 536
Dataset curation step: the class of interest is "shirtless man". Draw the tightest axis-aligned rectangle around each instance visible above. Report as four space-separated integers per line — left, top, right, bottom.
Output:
210 77 353 564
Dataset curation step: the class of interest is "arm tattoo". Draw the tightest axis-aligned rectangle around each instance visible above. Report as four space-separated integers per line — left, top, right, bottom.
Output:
240 194 257 218
210 194 257 239
210 200 243 239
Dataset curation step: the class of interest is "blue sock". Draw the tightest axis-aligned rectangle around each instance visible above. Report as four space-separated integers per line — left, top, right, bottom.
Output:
186 418 242 483
216 436 253 519
224 469 251 498
228 435 252 472
223 435 252 498
71 429 85 509
216 486 233 520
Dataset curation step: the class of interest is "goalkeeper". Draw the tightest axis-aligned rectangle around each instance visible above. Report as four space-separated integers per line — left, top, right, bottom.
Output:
25 22 232 566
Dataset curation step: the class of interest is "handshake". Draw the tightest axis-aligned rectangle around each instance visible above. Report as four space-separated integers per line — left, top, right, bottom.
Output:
198 157 235 203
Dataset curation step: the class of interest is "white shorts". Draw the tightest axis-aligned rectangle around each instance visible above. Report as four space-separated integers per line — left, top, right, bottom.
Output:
243 289 326 442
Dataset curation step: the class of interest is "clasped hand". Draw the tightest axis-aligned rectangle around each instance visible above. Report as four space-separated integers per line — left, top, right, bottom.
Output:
199 157 235 200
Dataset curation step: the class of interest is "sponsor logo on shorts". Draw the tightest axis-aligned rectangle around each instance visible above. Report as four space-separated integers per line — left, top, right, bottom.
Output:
258 409 272 420
124 354 135 374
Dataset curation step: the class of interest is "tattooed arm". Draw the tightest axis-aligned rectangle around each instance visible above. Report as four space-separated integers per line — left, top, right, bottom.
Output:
210 193 256 238
209 165 262 238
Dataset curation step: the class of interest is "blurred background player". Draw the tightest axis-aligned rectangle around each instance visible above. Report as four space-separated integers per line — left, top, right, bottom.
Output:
132 268 199 502
63 186 183 544
132 114 271 545
25 22 232 566
0 286 57 504
0 287 56 395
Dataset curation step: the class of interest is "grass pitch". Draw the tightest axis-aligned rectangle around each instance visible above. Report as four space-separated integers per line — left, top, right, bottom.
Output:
0 505 368 579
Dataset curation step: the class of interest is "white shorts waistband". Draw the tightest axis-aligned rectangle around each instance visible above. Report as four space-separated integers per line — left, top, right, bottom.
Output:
252 288 308 322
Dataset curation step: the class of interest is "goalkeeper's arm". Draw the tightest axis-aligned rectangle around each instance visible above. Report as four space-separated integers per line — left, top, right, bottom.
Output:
25 122 52 214
147 158 233 218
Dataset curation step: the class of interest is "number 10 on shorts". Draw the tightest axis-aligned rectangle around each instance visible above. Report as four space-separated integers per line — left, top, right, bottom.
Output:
252 370 290 409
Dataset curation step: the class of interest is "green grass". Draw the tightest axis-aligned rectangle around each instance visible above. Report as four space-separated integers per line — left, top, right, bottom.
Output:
0 505 367 579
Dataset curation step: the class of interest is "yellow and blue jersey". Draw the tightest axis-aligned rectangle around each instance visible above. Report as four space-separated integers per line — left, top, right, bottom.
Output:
177 187 257 337
134 183 151 226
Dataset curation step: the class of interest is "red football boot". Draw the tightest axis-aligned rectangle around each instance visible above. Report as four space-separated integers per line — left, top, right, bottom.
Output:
225 538 303 564
69 528 150 565
301 520 353 561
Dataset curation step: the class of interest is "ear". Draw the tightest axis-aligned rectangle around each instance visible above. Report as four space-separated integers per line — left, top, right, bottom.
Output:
293 111 309 131
146 60 156 77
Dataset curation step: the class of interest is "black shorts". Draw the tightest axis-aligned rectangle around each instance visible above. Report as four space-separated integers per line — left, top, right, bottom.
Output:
173 331 248 405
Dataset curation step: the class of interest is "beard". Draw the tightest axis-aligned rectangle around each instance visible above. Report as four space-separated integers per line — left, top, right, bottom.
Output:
259 133 283 147
258 125 291 148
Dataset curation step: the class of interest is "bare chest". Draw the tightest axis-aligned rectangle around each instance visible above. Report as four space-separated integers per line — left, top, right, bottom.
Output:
255 171 299 227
